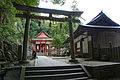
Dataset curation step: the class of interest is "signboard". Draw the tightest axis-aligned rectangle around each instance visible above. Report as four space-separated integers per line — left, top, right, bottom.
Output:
36 42 40 44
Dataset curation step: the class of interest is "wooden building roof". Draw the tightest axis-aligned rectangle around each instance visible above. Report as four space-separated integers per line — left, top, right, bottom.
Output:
78 24 120 29
64 11 120 43
87 11 119 26
79 11 120 29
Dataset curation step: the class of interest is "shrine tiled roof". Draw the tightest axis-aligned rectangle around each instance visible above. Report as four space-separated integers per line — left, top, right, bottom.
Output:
35 30 50 38
87 11 119 26
30 30 53 42
78 24 120 29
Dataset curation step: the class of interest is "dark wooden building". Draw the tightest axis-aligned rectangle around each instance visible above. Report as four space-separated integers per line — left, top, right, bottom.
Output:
65 11 120 61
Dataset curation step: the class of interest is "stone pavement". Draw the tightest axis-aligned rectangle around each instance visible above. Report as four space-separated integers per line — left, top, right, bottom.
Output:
35 56 70 66
34 56 120 67
51 56 120 66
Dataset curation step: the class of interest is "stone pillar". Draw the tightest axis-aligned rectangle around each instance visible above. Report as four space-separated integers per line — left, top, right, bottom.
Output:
18 45 23 61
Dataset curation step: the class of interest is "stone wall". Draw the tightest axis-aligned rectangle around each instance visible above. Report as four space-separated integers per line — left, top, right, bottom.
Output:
85 64 120 80
0 40 18 62
4 67 21 80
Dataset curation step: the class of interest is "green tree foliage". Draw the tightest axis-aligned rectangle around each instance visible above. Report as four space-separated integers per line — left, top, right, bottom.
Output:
29 19 70 48
50 22 79 49
71 0 79 11
0 0 16 41
0 0 39 42
29 20 79 49
29 19 49 40
0 0 81 49
51 24 68 48
0 0 66 43
42 0 66 5
51 0 66 5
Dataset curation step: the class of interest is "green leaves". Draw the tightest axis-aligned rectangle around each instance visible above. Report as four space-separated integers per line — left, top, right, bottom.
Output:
0 0 39 42
71 0 79 11
42 0 66 5
0 0 81 46
51 0 66 5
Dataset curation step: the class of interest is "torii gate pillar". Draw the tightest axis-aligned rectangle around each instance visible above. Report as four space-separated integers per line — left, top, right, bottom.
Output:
22 13 30 60
68 16 78 63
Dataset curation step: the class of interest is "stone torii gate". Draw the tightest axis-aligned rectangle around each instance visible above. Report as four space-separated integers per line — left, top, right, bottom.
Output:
13 2 83 62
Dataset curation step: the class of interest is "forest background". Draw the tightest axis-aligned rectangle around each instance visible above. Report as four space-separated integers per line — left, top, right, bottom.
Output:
0 0 81 49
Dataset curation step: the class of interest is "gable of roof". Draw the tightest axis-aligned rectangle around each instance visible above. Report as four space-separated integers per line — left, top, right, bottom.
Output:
87 11 119 26
35 30 50 38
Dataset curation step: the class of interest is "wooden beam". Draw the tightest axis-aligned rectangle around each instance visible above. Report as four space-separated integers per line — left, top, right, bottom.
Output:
13 2 83 16
16 14 80 23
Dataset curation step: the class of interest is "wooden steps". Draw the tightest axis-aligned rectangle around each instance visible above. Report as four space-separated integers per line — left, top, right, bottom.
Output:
21 65 93 80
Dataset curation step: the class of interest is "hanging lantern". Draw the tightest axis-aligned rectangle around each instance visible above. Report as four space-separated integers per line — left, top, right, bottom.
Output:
38 20 41 27
55 22 57 27
62 30 64 33
43 20 45 24
49 21 52 27
60 23 62 29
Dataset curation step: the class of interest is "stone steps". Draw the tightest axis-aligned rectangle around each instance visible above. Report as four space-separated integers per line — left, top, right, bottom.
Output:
25 72 87 80
63 77 89 80
23 65 92 80
25 68 83 76
25 65 81 70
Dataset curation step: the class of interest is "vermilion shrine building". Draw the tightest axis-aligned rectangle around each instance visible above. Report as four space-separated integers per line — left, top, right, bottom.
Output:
29 30 55 55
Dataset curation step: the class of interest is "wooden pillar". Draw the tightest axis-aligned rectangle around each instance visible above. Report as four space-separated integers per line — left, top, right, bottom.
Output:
51 46 52 55
109 42 112 61
22 12 30 60
40 42 41 53
43 45 44 53
91 36 94 59
50 45 52 55
45 42 46 53
35 42 36 51
80 40 83 56
68 16 77 62
0 64 1 71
